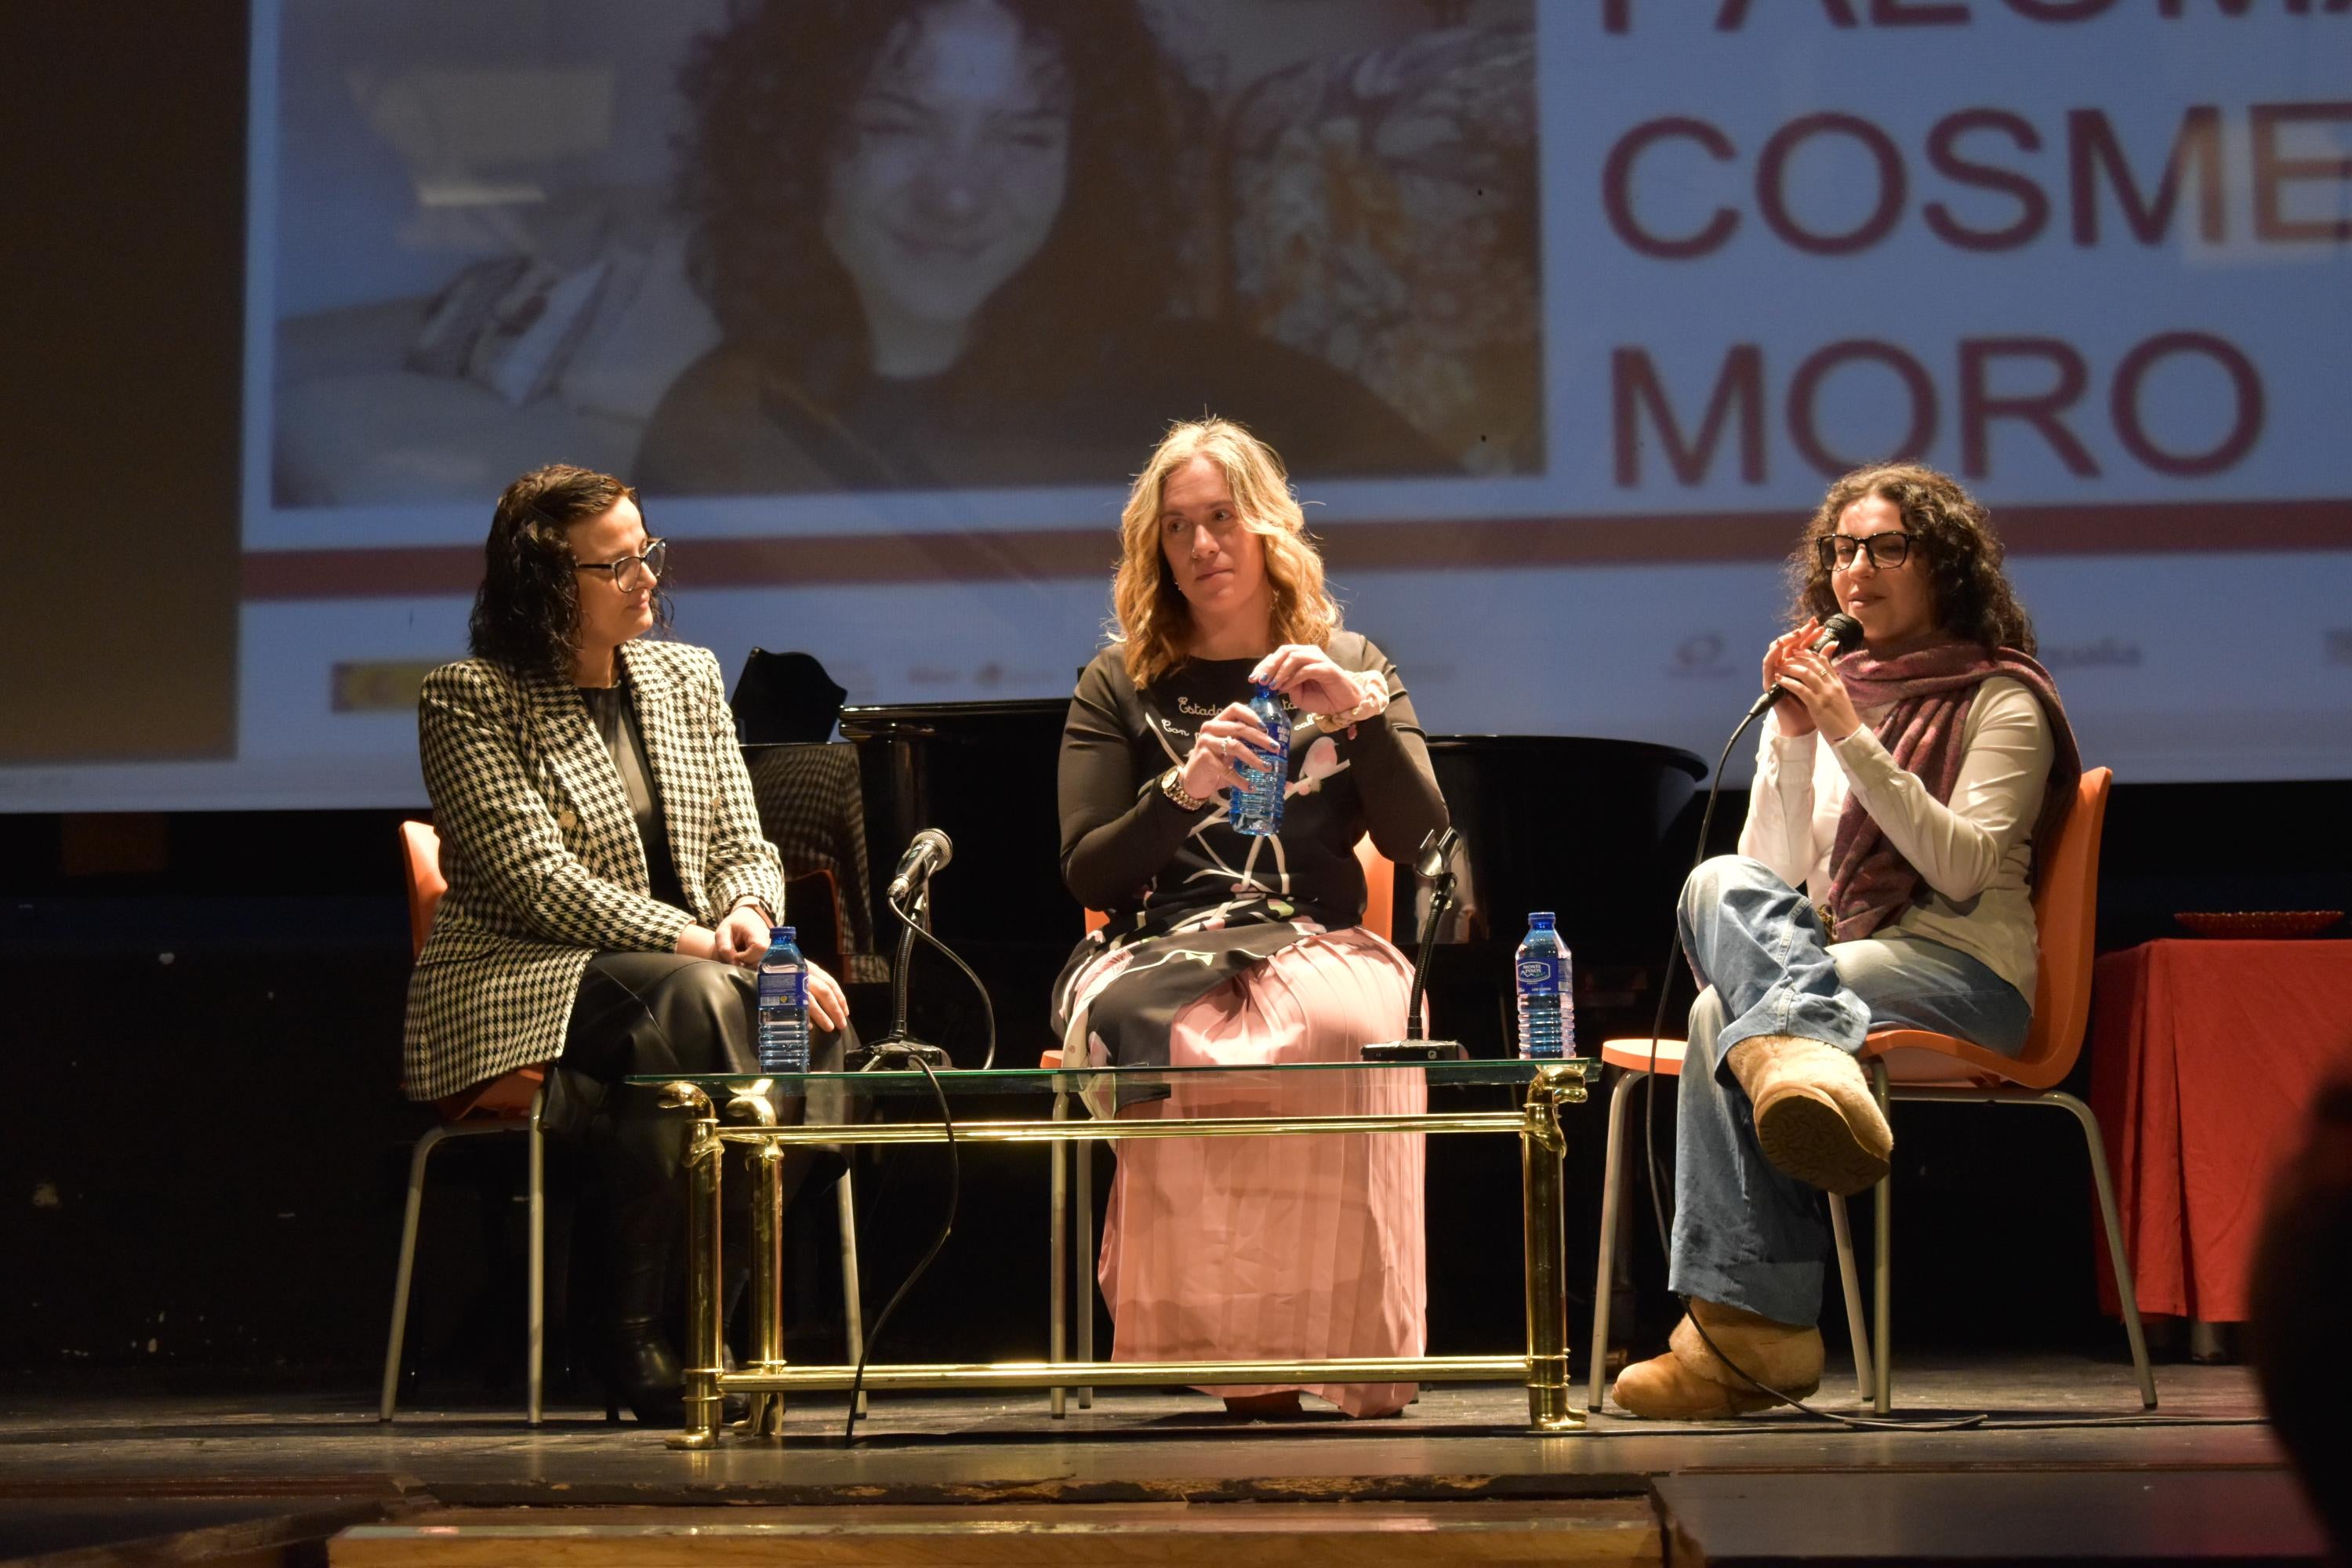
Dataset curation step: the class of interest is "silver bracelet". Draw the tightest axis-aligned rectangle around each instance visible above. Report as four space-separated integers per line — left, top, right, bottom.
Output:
1307 671 1391 734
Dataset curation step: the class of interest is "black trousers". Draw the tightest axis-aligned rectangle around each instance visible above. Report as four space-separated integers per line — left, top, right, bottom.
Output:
548 952 851 1240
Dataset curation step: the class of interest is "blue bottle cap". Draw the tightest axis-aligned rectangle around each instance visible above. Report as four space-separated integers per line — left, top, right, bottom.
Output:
1529 911 1556 924
771 925 796 942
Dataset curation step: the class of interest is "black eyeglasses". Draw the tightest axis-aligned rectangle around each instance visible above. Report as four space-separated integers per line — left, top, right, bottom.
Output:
1818 531 1912 571
575 538 667 591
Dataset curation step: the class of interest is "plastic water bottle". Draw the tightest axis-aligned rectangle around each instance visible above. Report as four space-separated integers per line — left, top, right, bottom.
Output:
756 926 810 1074
1229 682 1294 837
1515 912 1573 1060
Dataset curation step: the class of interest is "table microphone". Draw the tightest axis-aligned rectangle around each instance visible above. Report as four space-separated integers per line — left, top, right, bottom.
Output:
1362 826 1467 1063
857 828 966 1072
1740 612 1863 722
887 828 953 903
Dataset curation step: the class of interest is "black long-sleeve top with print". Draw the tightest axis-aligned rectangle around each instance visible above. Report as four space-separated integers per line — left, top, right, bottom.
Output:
1058 632 1448 938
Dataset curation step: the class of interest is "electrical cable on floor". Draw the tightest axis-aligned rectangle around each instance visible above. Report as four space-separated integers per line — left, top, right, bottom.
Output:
840 1050 957 1443
1586 1412 2259 1436
1632 710 1992 1432
831 888 1000 1440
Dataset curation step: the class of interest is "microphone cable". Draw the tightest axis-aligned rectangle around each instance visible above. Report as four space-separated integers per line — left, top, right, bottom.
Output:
1630 636 1988 1432
880 884 1000 1071
837 883 1004 1441
840 1049 956 1443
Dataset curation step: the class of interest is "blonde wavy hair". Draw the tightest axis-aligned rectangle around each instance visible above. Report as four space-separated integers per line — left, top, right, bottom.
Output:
1110 418 1341 687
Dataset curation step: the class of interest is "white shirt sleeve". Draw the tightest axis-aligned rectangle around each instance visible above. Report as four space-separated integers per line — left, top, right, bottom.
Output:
1738 709 1823 889
1824 679 2053 903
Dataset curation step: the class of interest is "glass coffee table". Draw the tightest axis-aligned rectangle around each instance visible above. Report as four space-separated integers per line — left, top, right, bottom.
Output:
630 1058 1593 1448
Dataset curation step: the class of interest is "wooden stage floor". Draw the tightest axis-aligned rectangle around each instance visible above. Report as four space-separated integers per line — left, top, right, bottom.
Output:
0 1357 2325 1566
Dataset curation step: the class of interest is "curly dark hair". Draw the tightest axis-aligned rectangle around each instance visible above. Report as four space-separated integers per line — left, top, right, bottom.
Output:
469 465 673 682
674 0 1179 405
1788 463 2035 655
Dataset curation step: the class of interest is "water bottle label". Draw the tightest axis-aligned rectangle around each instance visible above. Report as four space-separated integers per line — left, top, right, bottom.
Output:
1230 690 1292 837
1517 956 1559 989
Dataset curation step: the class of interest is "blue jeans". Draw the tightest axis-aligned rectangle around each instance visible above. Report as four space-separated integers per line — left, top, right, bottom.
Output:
1665 855 2031 1327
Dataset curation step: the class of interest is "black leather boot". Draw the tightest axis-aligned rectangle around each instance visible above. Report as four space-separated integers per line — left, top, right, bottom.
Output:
604 1185 687 1425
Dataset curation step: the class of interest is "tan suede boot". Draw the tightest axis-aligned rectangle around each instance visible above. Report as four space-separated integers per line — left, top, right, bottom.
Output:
1725 1033 1893 1196
1610 1298 1824 1419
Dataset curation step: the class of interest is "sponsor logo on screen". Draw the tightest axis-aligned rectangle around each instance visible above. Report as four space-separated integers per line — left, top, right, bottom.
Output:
1668 633 1736 678
2040 638 2144 671
331 661 443 714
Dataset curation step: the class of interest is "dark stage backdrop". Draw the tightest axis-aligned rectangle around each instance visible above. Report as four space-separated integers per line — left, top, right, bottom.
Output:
5 781 2348 1388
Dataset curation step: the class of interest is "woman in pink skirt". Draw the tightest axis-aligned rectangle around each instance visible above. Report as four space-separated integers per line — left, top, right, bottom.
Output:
1051 418 1450 1417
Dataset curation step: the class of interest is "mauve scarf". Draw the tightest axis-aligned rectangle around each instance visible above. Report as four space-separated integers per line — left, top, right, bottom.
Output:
1821 640 2081 942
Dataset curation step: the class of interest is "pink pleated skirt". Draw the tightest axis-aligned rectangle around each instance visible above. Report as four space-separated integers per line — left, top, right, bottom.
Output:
1093 927 1426 1417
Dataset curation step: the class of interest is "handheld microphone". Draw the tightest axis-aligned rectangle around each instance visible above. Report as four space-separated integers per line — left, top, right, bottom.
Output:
887 828 954 903
1740 612 1863 722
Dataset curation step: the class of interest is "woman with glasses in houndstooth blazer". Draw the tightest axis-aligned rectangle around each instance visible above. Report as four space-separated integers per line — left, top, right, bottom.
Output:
403 463 853 1424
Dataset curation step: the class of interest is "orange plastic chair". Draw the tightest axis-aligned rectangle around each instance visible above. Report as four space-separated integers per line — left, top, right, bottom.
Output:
1042 836 1397 1415
380 821 551 1424
1589 768 2155 1414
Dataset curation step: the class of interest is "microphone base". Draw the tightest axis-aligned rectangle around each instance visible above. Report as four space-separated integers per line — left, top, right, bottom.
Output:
845 1037 953 1072
1360 1039 1467 1062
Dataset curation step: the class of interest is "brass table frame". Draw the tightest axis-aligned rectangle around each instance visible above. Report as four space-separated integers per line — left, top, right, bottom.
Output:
655 1061 1592 1449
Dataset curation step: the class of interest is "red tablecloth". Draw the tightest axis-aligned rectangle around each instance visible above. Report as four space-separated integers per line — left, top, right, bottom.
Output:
2090 938 2352 1323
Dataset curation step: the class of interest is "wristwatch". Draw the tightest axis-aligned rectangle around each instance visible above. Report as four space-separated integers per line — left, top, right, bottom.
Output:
1159 767 1206 811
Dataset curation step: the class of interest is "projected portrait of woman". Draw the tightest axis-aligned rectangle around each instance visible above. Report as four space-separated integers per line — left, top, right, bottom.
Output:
636 0 1457 494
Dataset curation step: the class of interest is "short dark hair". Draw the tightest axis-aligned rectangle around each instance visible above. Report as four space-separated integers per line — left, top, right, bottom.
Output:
468 464 669 681
1789 464 2037 655
675 0 1178 405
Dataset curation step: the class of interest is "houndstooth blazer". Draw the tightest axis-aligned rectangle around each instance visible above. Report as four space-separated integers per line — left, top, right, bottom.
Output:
401 638 787 1102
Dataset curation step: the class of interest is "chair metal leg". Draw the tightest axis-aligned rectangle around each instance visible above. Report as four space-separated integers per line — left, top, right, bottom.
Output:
2049 1090 2158 1410
526 1091 545 1428
1587 1070 1635 1411
1076 1134 1094 1409
837 1168 868 1417
380 1123 452 1421
1870 1060 1892 1415
1048 1091 1069 1417
1826 1192 1872 1400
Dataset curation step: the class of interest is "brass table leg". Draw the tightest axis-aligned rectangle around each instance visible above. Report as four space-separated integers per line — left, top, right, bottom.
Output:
734 1087 787 1439
1048 1091 1068 1419
662 1083 724 1450
1521 1065 1582 1432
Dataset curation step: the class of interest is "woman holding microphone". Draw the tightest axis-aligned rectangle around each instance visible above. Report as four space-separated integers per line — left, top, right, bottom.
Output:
1613 463 2081 1420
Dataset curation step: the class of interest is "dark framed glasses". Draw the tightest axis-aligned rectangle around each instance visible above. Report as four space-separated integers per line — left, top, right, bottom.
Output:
576 538 667 591
1818 531 1911 571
